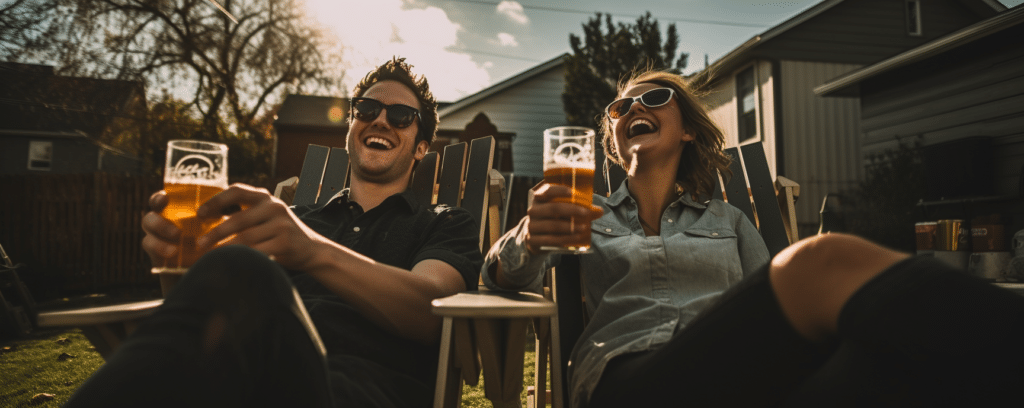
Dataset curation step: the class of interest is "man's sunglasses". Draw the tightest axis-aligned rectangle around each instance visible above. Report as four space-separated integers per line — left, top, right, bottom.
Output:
350 97 421 129
605 88 676 120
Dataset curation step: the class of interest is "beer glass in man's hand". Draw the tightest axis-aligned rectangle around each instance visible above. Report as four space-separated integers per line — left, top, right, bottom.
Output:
542 126 595 253
152 140 229 296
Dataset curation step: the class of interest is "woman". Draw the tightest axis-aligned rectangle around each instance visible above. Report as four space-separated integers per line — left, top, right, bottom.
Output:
483 69 1024 407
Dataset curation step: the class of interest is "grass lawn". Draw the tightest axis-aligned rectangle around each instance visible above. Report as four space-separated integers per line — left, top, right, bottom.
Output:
1 327 545 407
0 328 104 407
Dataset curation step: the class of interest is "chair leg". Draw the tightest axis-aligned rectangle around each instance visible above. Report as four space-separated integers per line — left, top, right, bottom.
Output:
534 317 550 407
434 317 462 408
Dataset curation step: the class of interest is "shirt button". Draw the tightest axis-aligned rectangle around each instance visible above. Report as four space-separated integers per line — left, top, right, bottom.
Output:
712 232 719 236
353 226 361 232
605 228 612 233
667 219 674 223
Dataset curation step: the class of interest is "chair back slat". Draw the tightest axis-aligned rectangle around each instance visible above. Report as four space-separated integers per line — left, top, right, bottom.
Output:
722 147 755 226
294 145 331 206
412 151 439 205
437 143 468 207
712 174 725 201
315 148 349 207
461 137 495 251
740 143 789 257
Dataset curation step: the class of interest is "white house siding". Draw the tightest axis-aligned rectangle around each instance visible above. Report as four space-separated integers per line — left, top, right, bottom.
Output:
702 60 778 188
779 60 863 237
438 66 566 178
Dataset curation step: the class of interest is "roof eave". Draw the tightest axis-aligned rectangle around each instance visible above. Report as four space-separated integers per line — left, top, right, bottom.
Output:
815 6 1024 97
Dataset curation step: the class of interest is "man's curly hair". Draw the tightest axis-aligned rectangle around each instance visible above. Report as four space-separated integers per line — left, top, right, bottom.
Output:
351 57 438 146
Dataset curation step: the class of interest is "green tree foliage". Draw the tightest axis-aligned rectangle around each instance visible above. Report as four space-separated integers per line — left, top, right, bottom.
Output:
139 93 275 178
563 12 688 129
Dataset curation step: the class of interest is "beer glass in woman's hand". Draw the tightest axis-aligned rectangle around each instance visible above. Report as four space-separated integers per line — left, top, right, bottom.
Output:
152 140 228 296
541 126 595 253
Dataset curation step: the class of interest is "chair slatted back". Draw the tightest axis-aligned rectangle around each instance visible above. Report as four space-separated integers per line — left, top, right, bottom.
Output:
437 143 468 208
317 148 349 207
722 147 755 224
460 138 496 252
740 143 790 257
412 151 440 206
294 145 331 206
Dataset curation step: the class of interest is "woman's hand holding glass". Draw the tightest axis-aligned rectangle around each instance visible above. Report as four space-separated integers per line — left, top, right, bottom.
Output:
524 183 604 255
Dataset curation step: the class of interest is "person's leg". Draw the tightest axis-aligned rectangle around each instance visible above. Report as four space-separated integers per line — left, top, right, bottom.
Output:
589 266 835 407
66 245 333 408
774 236 1024 407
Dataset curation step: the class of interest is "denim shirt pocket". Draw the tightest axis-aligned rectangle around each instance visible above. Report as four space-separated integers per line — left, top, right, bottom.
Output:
682 226 743 283
585 219 635 297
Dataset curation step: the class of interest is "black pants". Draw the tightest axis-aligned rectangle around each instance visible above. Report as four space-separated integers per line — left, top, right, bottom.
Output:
590 256 1024 407
66 246 334 408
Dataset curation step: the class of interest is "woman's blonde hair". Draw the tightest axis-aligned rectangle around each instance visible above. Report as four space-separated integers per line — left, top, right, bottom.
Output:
599 69 732 199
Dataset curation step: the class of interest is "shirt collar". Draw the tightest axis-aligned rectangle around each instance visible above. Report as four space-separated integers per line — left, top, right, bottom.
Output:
320 188 420 213
604 179 708 210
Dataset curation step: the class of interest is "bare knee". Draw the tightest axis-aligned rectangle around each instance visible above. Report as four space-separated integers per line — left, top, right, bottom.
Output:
769 233 909 341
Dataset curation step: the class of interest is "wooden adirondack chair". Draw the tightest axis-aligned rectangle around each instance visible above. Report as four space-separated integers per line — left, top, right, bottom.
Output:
37 136 509 364
433 141 800 408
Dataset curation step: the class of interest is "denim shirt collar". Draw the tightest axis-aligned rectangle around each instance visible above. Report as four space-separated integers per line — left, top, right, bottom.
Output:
604 179 708 211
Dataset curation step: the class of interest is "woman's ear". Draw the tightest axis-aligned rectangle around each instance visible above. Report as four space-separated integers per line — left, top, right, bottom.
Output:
681 129 695 143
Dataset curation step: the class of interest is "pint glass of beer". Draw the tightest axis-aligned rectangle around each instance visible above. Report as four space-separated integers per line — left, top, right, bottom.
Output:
542 126 595 253
152 140 229 296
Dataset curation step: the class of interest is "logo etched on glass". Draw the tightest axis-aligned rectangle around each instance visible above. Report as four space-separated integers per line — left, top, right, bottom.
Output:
171 154 218 182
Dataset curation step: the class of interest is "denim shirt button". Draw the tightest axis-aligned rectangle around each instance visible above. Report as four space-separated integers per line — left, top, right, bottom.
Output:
667 219 674 223
353 226 361 232
604 228 612 233
711 232 718 236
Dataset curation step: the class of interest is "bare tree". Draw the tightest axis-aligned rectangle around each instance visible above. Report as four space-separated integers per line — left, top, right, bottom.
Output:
0 0 63 61
39 0 344 139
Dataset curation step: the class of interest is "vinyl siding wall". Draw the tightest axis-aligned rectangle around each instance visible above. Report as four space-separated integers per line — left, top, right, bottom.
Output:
439 66 566 178
780 60 864 237
860 25 1024 198
754 0 992 65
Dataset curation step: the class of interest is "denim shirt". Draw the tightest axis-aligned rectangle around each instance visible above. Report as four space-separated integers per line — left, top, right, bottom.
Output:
482 181 770 408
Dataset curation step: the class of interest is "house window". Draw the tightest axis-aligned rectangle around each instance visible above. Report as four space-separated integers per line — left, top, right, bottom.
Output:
906 0 922 36
28 141 53 171
736 67 758 143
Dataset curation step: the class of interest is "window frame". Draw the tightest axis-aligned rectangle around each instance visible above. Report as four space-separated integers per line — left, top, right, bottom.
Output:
906 0 923 37
27 140 53 171
735 65 759 144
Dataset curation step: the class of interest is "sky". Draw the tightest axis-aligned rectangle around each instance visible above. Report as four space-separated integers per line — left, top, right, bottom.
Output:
303 0 1023 102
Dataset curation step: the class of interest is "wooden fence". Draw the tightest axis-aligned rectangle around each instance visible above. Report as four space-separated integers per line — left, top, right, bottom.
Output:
0 173 275 298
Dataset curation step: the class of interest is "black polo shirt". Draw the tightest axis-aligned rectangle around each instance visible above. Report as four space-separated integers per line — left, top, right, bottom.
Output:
290 188 481 293
288 189 483 406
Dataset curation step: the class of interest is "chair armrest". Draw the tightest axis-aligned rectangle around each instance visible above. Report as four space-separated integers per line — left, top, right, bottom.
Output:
274 176 299 205
37 299 163 327
431 291 555 319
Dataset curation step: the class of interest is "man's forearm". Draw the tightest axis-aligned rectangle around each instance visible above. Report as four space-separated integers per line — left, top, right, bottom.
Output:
302 240 466 345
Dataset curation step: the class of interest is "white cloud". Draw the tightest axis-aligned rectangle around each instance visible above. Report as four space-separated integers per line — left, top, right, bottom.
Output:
496 33 519 47
496 1 529 25
303 0 491 101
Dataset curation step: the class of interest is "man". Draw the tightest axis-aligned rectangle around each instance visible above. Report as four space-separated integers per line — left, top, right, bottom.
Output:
67 57 483 408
